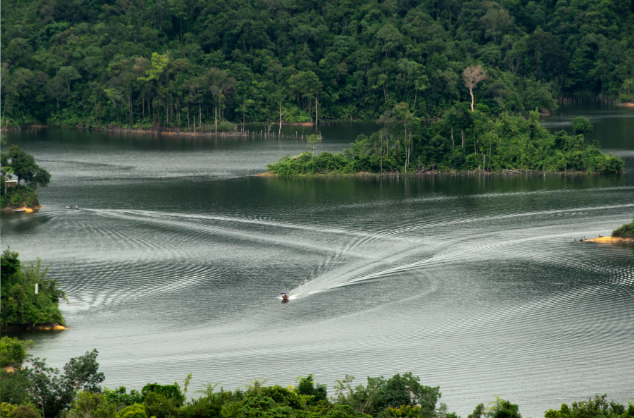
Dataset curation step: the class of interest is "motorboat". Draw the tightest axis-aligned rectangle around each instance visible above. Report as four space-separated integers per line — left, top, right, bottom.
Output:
66 205 80 210
281 292 289 302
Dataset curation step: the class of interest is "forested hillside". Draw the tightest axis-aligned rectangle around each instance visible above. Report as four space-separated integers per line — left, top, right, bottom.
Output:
2 0 634 129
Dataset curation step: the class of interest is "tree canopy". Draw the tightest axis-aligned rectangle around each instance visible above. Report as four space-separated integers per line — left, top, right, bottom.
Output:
1 145 51 209
2 0 633 129
0 248 66 330
267 107 624 175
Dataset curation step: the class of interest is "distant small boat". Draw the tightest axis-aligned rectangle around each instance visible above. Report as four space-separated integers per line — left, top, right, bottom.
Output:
66 205 80 210
12 208 27 213
281 291 289 302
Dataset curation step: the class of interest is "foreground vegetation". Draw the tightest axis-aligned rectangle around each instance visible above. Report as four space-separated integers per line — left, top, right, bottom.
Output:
267 112 623 175
2 0 634 129
1 338 632 418
0 248 66 330
1 145 51 210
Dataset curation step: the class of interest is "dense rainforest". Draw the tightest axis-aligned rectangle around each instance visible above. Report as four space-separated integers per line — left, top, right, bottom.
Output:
1 338 633 418
2 0 634 130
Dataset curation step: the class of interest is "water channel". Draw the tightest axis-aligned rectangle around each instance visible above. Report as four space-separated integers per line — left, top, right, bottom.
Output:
2 104 633 417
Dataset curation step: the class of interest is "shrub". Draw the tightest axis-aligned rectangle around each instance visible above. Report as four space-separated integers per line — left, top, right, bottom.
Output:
116 404 147 418
611 212 634 238
9 405 40 418
572 117 593 135
143 392 177 418
0 337 33 367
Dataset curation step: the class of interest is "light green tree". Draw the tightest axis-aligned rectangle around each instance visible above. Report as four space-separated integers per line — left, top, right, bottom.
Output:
307 134 322 158
57 66 82 93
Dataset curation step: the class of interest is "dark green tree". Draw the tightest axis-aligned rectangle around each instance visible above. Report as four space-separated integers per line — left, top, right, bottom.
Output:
6 145 51 188
573 117 593 136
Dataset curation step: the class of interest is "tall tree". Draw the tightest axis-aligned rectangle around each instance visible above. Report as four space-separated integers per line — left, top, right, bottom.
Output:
206 68 236 134
463 66 488 111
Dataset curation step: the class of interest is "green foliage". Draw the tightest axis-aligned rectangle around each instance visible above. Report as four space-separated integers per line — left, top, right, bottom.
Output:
268 110 623 176
68 392 115 418
0 248 66 329
297 375 328 405
26 349 105 418
141 383 185 407
544 394 634 418
4 0 633 128
5 146 51 188
0 337 33 368
573 118 593 136
143 393 177 418
1 403 16 418
103 387 144 409
116 404 147 418
333 373 440 417
307 135 323 158
611 212 634 238
8 405 40 418
1 186 40 209
0 369 32 405
1 145 51 209
4 358 634 418
619 80 634 103
137 54 169 83
468 397 521 418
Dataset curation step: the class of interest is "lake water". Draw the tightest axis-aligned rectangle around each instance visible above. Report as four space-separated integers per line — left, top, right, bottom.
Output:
2 105 633 417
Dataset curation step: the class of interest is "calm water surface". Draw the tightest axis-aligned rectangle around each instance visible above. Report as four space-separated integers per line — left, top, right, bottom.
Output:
2 107 633 417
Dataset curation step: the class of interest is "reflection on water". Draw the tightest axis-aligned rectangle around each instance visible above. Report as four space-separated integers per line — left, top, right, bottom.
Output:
2 105 633 417
542 103 634 152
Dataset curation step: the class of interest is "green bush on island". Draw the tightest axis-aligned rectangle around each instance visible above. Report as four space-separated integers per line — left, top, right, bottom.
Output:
2 339 633 418
267 108 623 176
1 145 51 210
0 248 66 330
611 213 634 238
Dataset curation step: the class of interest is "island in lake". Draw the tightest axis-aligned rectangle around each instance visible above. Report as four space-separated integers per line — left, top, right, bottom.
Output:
1 145 51 213
267 111 623 176
0 248 66 332
587 212 634 244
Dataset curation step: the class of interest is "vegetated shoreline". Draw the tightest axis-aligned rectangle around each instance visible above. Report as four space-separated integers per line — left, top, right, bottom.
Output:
1 204 42 214
2 322 66 332
583 212 634 245
0 121 325 135
257 168 620 178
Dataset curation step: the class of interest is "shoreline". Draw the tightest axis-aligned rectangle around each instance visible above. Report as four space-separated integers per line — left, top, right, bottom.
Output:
586 236 634 244
1 204 42 214
258 168 620 178
2 323 66 332
0 121 322 134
